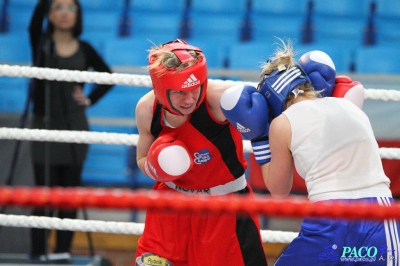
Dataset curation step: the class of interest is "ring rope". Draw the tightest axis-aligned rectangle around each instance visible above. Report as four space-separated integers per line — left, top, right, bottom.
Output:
0 64 152 87
1 186 399 221
1 64 400 102
0 214 145 235
0 127 399 159
0 127 138 146
0 214 298 244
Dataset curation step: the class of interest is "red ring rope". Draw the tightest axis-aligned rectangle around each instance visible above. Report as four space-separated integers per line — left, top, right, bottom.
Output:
0 186 399 221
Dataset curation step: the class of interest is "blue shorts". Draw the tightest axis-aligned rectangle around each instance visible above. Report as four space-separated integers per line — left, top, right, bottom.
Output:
275 197 400 265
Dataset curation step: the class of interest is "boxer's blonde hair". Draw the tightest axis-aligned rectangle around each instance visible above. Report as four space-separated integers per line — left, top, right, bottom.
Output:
261 38 322 111
148 44 203 76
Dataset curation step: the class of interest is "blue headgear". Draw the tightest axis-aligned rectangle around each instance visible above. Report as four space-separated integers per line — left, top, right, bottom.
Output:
257 64 311 120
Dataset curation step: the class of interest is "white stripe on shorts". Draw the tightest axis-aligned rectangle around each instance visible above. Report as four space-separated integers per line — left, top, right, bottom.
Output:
377 197 399 266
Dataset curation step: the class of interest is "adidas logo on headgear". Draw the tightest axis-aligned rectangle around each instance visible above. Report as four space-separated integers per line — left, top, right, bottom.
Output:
182 74 201 88
236 123 250 134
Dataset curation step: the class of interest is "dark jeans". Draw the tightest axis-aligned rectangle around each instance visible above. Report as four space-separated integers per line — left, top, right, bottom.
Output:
30 163 82 256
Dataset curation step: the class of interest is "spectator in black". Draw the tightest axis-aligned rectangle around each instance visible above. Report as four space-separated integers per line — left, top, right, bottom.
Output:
28 0 113 262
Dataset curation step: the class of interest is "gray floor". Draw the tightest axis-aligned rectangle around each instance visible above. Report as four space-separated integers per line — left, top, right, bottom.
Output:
0 114 301 257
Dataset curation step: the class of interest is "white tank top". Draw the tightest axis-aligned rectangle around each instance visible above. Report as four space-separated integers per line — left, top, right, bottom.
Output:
283 97 391 202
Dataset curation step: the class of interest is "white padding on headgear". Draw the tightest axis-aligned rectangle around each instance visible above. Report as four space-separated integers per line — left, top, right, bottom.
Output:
158 145 191 176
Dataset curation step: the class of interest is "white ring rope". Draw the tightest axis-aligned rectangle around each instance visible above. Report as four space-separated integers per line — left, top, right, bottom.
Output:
0 214 298 244
364 88 400 102
0 127 399 159
0 64 152 87
0 214 144 236
1 64 400 101
0 127 139 146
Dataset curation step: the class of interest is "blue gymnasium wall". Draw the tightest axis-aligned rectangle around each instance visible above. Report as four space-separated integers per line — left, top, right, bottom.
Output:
0 0 399 187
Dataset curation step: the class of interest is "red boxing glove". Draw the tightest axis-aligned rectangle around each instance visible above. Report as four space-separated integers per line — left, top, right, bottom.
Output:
144 135 193 182
332 75 365 109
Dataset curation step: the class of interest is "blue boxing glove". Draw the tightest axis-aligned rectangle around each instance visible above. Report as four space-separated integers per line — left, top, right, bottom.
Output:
220 84 271 165
298 50 336 97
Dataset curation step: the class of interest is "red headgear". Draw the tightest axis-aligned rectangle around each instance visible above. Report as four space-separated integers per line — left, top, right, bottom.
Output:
149 39 208 116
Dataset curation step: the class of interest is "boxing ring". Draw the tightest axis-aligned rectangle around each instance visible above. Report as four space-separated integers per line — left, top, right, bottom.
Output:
1 64 400 263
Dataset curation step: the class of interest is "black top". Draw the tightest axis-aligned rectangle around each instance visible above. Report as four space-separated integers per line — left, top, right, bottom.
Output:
28 0 114 165
29 0 114 116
